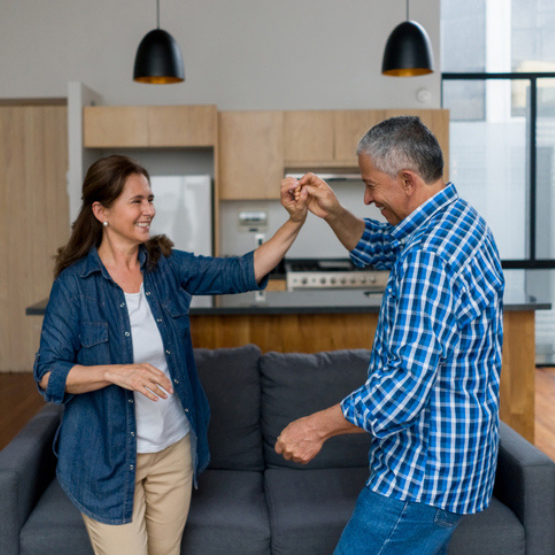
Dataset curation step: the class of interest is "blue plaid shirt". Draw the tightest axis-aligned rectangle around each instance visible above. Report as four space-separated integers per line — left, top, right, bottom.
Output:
342 183 504 515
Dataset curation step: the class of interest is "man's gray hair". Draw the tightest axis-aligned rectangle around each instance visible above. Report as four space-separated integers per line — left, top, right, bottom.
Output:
356 116 443 183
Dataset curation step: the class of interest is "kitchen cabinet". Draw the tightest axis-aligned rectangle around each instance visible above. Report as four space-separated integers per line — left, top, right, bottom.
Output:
283 111 334 167
0 103 69 371
218 111 284 200
334 109 450 178
83 105 217 148
283 109 450 179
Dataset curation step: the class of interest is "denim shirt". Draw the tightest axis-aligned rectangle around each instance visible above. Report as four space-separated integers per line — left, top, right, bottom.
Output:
33 245 266 524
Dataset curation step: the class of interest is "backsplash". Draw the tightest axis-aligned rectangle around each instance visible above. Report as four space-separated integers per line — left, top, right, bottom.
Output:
219 180 386 258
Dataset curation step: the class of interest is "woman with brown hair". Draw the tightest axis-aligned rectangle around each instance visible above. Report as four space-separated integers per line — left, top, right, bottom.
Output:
34 154 307 555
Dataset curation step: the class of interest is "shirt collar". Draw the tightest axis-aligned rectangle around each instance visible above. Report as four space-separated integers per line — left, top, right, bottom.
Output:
390 182 458 246
79 244 148 279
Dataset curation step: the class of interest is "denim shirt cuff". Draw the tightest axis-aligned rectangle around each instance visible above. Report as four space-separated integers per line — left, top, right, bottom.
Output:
244 250 270 291
45 361 75 404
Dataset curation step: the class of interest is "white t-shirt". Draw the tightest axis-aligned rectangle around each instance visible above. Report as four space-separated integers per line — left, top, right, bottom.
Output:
124 284 190 453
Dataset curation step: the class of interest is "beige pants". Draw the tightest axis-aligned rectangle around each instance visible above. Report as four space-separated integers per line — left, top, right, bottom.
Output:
82 435 193 555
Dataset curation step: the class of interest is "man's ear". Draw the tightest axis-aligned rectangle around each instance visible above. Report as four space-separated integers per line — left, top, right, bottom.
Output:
400 170 418 196
92 201 107 224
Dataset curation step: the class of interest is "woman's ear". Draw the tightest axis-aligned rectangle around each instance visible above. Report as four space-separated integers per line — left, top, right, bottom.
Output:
92 201 107 225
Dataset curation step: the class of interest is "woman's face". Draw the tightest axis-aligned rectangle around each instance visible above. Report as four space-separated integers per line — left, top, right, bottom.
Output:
102 173 155 247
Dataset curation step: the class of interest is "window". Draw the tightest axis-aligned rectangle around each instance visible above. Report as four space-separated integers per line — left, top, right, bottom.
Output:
441 0 555 363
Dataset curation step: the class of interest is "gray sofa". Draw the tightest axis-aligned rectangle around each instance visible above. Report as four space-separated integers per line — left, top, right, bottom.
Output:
1 344 555 554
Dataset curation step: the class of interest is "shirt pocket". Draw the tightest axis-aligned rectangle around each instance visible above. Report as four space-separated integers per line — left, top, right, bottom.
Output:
78 322 109 365
163 289 192 337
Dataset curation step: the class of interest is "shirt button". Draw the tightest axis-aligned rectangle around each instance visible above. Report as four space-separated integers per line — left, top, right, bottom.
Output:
120 303 125 308
174 379 179 384
166 350 171 355
157 319 162 323
184 408 189 413
145 291 151 296
128 399 134 403
131 432 135 437
130 465 134 470
125 331 130 337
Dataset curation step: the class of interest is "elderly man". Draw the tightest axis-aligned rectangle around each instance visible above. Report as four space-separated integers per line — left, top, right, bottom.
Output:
275 116 504 554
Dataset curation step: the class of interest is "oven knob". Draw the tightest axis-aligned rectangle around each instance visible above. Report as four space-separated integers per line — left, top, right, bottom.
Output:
330 278 336 285
301 278 308 285
320 277 326 285
340 278 347 285
360 277 367 285
350 278 356 284
370 275 377 284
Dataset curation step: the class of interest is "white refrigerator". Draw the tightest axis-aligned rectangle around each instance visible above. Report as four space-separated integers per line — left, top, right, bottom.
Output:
149 175 213 308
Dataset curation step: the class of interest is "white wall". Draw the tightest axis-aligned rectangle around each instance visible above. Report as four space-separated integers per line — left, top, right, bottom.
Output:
0 0 441 110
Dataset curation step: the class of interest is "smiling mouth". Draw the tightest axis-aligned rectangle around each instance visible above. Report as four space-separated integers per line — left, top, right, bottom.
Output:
136 222 151 229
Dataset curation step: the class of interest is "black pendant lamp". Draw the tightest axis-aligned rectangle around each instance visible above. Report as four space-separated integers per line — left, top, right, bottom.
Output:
382 0 434 77
133 0 185 84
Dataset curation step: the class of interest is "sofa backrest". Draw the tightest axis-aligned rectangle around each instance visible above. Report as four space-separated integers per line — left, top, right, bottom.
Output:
194 344 264 472
260 349 372 470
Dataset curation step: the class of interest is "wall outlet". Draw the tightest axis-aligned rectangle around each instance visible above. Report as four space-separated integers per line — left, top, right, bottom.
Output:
255 233 265 248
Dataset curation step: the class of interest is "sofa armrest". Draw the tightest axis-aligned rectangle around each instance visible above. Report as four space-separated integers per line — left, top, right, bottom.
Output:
494 421 555 555
0 403 62 555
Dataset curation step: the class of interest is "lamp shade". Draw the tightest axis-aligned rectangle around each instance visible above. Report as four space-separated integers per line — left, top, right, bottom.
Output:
133 29 185 84
382 20 434 77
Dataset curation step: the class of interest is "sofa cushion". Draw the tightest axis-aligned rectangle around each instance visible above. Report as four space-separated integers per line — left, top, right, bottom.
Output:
20 478 92 555
264 467 369 555
448 497 525 554
194 345 264 471
183 469 271 555
260 349 372 469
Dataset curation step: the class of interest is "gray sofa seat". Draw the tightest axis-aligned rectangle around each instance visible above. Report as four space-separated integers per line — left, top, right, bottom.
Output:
1 344 555 555
20 479 92 555
265 468 369 555
183 470 270 555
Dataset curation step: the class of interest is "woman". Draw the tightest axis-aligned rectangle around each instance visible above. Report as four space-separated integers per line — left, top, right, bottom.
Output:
33 155 307 555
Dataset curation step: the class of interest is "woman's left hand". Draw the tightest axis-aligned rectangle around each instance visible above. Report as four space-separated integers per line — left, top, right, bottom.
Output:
281 177 308 223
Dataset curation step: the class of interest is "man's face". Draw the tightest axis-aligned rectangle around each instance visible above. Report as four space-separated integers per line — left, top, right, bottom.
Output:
358 154 410 226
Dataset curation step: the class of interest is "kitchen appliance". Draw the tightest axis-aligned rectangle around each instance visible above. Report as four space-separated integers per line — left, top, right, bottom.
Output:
285 258 389 292
149 175 213 307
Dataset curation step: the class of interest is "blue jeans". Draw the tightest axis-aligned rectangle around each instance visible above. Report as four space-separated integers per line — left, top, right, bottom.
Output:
334 487 463 555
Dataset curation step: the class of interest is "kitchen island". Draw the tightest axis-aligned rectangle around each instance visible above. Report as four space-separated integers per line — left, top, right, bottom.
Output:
27 290 549 443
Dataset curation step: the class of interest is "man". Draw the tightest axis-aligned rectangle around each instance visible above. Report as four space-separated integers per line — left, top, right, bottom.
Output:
275 116 504 554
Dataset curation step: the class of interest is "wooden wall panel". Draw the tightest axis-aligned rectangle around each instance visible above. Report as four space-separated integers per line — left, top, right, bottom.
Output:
0 105 69 372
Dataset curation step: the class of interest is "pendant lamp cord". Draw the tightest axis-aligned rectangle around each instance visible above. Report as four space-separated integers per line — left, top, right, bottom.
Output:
406 0 409 21
156 0 160 29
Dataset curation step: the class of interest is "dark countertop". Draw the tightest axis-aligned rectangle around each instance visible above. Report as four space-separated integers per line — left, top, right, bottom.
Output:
26 290 551 316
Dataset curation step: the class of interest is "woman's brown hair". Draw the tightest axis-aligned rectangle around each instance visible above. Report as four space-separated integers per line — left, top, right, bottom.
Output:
54 154 173 278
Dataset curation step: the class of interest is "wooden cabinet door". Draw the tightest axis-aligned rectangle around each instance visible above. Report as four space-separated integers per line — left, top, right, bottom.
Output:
284 111 334 168
0 105 69 371
148 105 217 147
333 110 386 165
83 106 149 147
219 111 284 200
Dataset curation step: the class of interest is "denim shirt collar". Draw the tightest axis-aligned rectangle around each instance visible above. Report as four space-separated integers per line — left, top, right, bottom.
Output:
78 245 148 280
390 182 458 248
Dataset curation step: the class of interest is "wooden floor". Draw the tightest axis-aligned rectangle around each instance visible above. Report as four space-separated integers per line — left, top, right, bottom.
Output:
1 369 555 460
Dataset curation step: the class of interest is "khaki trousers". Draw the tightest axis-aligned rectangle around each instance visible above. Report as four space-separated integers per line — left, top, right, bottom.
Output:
82 435 193 555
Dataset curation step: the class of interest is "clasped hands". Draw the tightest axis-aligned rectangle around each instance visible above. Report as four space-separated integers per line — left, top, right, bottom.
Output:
281 173 340 223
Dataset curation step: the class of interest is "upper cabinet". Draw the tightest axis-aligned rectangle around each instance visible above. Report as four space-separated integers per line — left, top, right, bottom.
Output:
219 108 450 199
218 111 284 200
283 111 334 167
83 105 217 148
285 109 450 178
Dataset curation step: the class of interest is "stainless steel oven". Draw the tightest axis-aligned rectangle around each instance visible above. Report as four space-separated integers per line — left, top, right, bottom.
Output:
284 258 389 292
